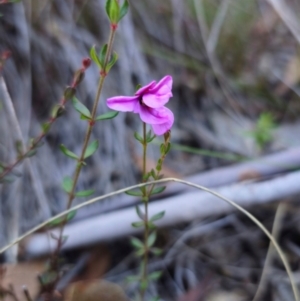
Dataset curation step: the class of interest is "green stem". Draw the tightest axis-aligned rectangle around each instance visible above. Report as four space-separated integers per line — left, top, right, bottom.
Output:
50 26 117 291
141 122 148 301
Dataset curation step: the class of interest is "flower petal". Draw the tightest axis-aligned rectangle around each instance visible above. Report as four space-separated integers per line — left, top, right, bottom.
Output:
139 105 169 124
135 81 156 96
143 75 173 108
151 107 174 135
107 96 139 112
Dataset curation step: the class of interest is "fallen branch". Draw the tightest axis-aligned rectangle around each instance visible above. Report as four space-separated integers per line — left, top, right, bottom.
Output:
25 170 300 255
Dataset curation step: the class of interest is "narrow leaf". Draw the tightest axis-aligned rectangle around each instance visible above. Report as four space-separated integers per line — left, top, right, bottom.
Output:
150 211 165 222
119 0 129 21
62 176 73 193
48 210 77 226
106 0 120 23
60 144 79 160
84 140 99 159
125 189 143 197
42 122 51 134
72 97 91 119
106 52 118 72
130 237 144 249
135 205 145 220
134 131 143 143
89 45 102 68
99 44 108 67
147 231 157 248
150 247 163 256
75 189 94 197
25 149 37 158
131 221 144 228
150 186 166 195
148 271 162 281
95 111 118 121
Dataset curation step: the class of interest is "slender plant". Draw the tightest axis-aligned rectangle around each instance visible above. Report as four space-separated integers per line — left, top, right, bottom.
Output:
107 75 174 300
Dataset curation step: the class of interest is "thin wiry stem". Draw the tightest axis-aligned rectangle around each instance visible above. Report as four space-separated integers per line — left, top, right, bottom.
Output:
49 26 117 292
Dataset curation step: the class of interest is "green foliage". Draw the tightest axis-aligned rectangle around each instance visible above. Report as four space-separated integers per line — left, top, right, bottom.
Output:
62 176 73 193
246 112 276 150
150 211 165 222
75 189 94 197
105 0 129 23
72 97 91 120
95 111 118 121
60 144 79 160
84 140 99 159
48 210 76 226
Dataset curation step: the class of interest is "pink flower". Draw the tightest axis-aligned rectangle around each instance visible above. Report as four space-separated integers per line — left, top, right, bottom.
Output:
107 75 174 135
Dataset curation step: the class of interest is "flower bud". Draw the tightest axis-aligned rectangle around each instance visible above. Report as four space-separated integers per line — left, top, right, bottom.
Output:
82 57 91 69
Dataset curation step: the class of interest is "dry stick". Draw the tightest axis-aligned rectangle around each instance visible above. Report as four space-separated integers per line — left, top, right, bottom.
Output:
252 202 287 301
0 178 298 301
0 76 51 218
50 26 117 279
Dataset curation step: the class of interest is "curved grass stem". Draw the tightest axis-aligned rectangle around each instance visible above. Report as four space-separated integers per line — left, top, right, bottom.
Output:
1 178 298 301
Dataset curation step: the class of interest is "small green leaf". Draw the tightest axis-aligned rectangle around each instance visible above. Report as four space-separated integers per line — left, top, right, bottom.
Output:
135 248 145 257
106 51 118 72
150 169 157 179
119 0 129 21
72 97 91 119
84 140 99 159
147 231 156 248
143 172 151 181
130 237 144 249
99 44 108 67
150 211 165 222
64 86 76 100
26 149 37 158
60 144 79 160
75 189 94 197
48 210 77 226
62 176 73 193
165 142 171 154
89 46 102 68
134 132 143 143
135 205 144 220
105 0 120 24
125 275 140 284
139 279 148 291
148 271 162 281
135 84 142 91
150 247 163 256
95 111 119 121
131 221 144 228
125 189 143 197
42 122 51 134
160 143 165 155
15 140 23 156
150 186 166 195
0 175 15 183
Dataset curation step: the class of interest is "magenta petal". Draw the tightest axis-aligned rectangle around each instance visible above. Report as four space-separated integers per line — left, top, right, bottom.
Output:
107 95 139 112
135 81 156 96
142 92 172 108
149 75 173 95
138 106 170 125
143 75 173 108
151 107 174 135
